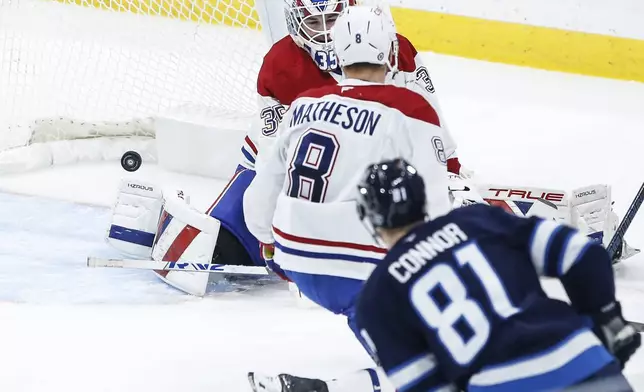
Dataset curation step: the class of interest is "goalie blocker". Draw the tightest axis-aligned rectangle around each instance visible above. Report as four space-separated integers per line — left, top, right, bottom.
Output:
106 176 261 296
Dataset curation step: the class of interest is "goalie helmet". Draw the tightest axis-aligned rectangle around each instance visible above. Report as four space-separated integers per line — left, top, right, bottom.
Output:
356 158 427 233
284 0 356 72
331 5 399 73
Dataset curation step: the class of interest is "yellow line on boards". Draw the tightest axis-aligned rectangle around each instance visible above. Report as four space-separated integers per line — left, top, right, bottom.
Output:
54 0 644 82
391 7 644 82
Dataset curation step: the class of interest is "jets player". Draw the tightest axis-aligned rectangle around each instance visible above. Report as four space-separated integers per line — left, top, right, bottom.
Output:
355 158 641 392
105 0 464 296
244 6 452 392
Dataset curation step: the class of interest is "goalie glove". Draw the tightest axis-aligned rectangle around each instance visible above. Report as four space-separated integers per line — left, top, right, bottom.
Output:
590 301 642 368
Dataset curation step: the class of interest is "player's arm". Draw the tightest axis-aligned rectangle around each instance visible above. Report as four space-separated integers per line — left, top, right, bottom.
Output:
488 207 641 366
409 54 463 176
394 106 453 219
242 108 294 245
253 94 286 153
403 118 484 210
356 275 458 392
242 63 288 170
394 35 459 172
490 207 617 311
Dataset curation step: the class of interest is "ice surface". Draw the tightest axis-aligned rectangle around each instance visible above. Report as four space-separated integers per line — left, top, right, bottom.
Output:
0 193 373 391
2 47 644 392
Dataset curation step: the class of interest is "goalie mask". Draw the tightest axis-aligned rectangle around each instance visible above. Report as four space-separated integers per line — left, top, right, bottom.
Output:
284 0 356 72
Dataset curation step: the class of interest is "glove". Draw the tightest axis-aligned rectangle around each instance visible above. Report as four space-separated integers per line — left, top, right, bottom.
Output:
260 242 275 261
259 242 291 282
448 173 486 208
248 372 328 392
590 301 641 368
447 157 475 180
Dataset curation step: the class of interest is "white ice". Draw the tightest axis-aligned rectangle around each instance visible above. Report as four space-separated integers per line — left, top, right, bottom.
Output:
2 52 644 391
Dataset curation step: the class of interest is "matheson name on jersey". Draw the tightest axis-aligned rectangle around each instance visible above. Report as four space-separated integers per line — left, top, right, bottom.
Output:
390 223 468 283
289 100 382 136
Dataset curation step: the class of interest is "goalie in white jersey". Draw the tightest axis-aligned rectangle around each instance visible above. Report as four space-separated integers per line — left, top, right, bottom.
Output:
245 6 451 392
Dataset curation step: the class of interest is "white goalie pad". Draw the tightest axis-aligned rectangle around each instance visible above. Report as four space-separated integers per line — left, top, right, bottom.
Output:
107 179 164 258
570 184 615 247
150 191 222 296
477 184 570 223
476 182 638 262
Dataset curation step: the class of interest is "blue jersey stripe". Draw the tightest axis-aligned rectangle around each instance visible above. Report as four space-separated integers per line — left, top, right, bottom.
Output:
275 241 381 264
241 146 256 164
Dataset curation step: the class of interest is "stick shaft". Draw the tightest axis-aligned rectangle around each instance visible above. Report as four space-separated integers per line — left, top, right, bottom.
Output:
87 257 269 275
607 183 644 260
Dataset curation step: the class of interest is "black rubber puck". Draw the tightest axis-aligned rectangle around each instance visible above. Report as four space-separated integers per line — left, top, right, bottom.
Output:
121 151 142 172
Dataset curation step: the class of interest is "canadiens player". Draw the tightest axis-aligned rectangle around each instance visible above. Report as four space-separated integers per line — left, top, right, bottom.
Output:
245 6 452 392
355 158 641 392
104 0 462 296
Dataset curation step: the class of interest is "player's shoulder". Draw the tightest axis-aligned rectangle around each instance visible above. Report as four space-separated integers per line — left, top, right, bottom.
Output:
295 83 440 126
437 204 532 240
258 37 333 104
396 33 419 72
360 208 495 306
358 85 440 126
445 204 498 227
258 38 308 89
261 36 306 68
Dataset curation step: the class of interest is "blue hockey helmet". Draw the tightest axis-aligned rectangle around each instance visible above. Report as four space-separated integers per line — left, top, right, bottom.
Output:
356 158 427 231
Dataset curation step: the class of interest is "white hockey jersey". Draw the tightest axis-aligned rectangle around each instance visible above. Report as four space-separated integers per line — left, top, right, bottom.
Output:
243 79 452 280
241 34 458 173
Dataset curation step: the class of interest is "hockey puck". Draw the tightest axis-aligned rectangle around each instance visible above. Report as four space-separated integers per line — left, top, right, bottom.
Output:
121 151 142 172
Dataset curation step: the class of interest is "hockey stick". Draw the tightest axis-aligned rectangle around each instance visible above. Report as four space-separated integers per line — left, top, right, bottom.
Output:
607 182 644 261
87 257 270 276
630 321 644 333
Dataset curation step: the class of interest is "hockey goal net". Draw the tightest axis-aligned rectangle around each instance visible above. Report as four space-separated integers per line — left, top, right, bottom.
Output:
0 0 268 173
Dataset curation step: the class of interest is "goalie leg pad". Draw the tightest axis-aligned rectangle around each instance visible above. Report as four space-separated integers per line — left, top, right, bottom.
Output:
570 184 613 246
107 179 163 258
151 191 222 296
477 183 570 222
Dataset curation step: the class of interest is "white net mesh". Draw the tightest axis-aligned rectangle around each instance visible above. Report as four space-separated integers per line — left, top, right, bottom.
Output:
0 0 268 157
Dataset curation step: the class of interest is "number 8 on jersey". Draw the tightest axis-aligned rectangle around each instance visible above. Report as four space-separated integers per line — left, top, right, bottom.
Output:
287 129 340 203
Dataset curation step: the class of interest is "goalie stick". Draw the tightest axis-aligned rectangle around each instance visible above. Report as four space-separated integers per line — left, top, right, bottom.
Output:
87 257 270 276
631 321 644 333
606 182 644 261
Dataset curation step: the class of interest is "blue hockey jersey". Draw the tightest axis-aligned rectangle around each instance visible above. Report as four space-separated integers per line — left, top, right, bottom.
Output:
356 204 617 392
